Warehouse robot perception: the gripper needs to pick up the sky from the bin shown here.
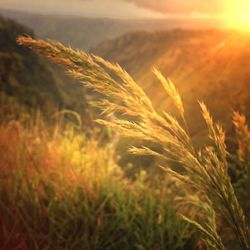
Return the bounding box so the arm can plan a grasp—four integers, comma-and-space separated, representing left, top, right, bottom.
0, 0, 224, 19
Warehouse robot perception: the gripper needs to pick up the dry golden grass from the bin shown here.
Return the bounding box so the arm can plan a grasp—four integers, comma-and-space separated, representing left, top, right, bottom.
17, 36, 250, 249
0, 115, 191, 249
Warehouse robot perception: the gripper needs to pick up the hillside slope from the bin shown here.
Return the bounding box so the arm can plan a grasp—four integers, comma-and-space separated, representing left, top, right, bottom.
0, 16, 90, 118
93, 30, 250, 141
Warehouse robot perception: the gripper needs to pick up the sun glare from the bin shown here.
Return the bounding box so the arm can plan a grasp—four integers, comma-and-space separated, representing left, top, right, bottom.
223, 0, 250, 30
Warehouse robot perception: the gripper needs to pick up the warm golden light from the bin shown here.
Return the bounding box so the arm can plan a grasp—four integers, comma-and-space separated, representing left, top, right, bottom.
223, 0, 250, 30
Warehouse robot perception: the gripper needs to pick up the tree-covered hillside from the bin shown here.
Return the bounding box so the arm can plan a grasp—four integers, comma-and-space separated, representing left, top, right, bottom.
0, 16, 90, 119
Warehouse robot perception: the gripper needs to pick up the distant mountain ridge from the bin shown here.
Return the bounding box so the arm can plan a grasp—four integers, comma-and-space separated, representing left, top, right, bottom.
0, 8, 223, 51
1, 12, 249, 143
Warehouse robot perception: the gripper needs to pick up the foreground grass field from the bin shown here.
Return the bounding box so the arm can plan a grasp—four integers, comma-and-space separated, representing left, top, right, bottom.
0, 111, 194, 249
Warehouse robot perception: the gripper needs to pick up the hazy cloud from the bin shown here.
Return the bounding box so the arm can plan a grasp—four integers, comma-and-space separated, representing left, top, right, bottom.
1, 0, 164, 18
1, 0, 224, 18
124, 0, 223, 15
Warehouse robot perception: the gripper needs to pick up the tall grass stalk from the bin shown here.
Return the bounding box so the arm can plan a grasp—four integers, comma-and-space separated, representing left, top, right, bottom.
17, 36, 250, 249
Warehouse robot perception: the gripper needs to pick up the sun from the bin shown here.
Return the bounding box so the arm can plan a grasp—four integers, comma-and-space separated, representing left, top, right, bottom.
222, 0, 250, 30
